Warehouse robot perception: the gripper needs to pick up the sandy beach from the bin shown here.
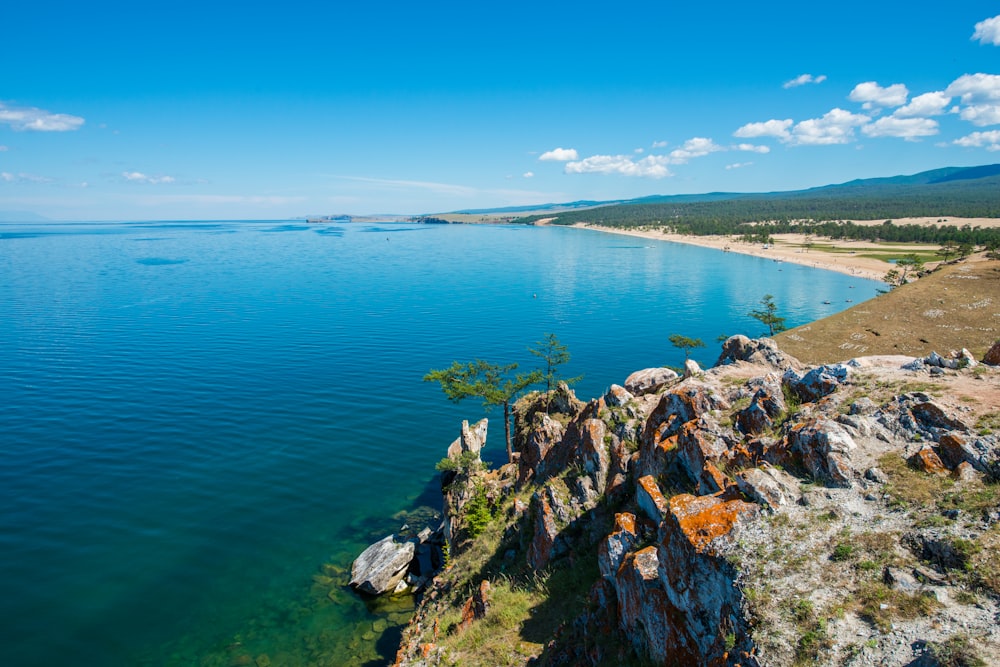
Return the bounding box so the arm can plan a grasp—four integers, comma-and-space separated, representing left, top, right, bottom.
532, 215, 1000, 282
567, 224, 922, 282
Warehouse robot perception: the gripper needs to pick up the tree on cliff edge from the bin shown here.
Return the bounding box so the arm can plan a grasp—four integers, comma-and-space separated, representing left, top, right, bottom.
528, 333, 582, 413
424, 360, 541, 464
748, 294, 787, 337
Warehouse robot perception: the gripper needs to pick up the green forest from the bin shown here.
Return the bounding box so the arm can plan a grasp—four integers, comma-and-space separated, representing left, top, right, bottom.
512, 166, 1000, 245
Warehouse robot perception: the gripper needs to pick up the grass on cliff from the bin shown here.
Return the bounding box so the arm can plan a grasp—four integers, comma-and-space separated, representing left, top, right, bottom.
422, 488, 619, 666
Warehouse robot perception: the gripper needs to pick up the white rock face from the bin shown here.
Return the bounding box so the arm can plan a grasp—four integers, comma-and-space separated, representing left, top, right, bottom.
624, 367, 678, 395
349, 535, 415, 596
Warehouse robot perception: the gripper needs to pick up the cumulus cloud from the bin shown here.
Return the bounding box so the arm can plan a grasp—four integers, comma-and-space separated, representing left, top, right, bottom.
669, 137, 724, 163
849, 81, 909, 109
539, 147, 578, 161
954, 130, 1000, 150
0, 102, 85, 131
737, 110, 869, 146
564, 154, 673, 178
783, 73, 827, 89
734, 143, 770, 153
522, 171, 534, 178
651, 140, 668, 148
122, 171, 176, 184
792, 108, 871, 144
893, 91, 952, 117
862, 116, 939, 140
725, 162, 753, 170
945, 73, 1000, 126
972, 15, 1000, 45
734, 119, 794, 141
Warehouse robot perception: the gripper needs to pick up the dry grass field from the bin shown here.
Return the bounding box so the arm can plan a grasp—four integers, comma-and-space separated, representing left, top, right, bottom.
775, 255, 1000, 364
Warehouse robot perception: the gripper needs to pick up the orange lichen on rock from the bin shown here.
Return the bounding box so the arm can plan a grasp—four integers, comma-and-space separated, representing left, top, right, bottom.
637, 475, 671, 523
613, 512, 636, 535
668, 493, 759, 554
908, 447, 949, 476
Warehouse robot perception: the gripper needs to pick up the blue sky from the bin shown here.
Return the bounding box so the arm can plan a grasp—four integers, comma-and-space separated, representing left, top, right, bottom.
2, 1, 1000, 220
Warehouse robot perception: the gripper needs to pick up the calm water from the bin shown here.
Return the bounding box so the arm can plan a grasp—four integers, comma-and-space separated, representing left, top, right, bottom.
0, 221, 879, 666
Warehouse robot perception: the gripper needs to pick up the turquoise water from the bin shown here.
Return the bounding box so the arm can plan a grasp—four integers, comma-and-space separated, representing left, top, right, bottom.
0, 221, 879, 665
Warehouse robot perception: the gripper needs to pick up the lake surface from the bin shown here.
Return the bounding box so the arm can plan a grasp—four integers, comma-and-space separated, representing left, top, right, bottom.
0, 221, 879, 665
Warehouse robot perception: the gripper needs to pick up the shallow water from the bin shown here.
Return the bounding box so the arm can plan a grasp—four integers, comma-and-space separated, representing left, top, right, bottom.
0, 221, 879, 665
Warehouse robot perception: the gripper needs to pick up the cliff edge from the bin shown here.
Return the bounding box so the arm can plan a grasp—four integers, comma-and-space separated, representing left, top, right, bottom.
392, 337, 1000, 666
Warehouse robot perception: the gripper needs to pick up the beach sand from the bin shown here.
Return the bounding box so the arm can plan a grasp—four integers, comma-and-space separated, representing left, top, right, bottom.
568, 224, 932, 282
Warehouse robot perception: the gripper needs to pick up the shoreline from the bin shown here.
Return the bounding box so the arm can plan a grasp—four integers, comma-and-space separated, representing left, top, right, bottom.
569, 223, 893, 282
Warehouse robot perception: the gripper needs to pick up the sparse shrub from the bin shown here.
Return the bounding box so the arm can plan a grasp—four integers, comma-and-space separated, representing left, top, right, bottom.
925, 633, 987, 667
831, 543, 854, 562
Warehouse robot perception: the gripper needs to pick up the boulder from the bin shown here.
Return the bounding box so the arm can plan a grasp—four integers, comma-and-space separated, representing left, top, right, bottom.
683, 359, 702, 379
783, 417, 857, 487
907, 447, 949, 476
715, 335, 799, 370
579, 418, 610, 493
598, 512, 639, 580
604, 384, 634, 408
735, 465, 802, 510
350, 534, 416, 596
736, 381, 786, 436
983, 340, 1000, 366
784, 364, 848, 403
624, 367, 679, 395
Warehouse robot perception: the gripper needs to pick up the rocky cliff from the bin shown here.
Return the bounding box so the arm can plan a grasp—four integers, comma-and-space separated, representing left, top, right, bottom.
390, 337, 1000, 666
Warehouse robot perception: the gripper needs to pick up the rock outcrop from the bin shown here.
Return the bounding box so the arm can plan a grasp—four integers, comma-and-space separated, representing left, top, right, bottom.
391, 339, 1000, 667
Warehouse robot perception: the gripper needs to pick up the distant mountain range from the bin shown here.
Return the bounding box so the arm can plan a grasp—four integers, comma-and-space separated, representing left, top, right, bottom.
450, 164, 1000, 217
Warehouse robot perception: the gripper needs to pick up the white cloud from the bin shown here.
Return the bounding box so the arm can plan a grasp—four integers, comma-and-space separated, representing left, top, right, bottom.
669, 137, 724, 163
783, 73, 827, 89
792, 109, 871, 145
522, 171, 534, 178
0, 171, 52, 183
736, 110, 869, 146
734, 143, 770, 153
893, 91, 952, 117
849, 81, 909, 109
538, 147, 578, 161
564, 154, 673, 178
634, 147, 644, 154
725, 162, 753, 170
972, 15, 1000, 46
946, 73, 1000, 126
958, 105, 1000, 126
0, 102, 85, 131
651, 140, 668, 148
954, 130, 1000, 150
862, 116, 939, 140
122, 171, 176, 184
734, 119, 793, 141
946, 73, 1000, 102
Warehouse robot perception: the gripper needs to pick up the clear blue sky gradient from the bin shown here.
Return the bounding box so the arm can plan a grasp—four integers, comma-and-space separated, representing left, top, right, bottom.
2, 1, 999, 220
